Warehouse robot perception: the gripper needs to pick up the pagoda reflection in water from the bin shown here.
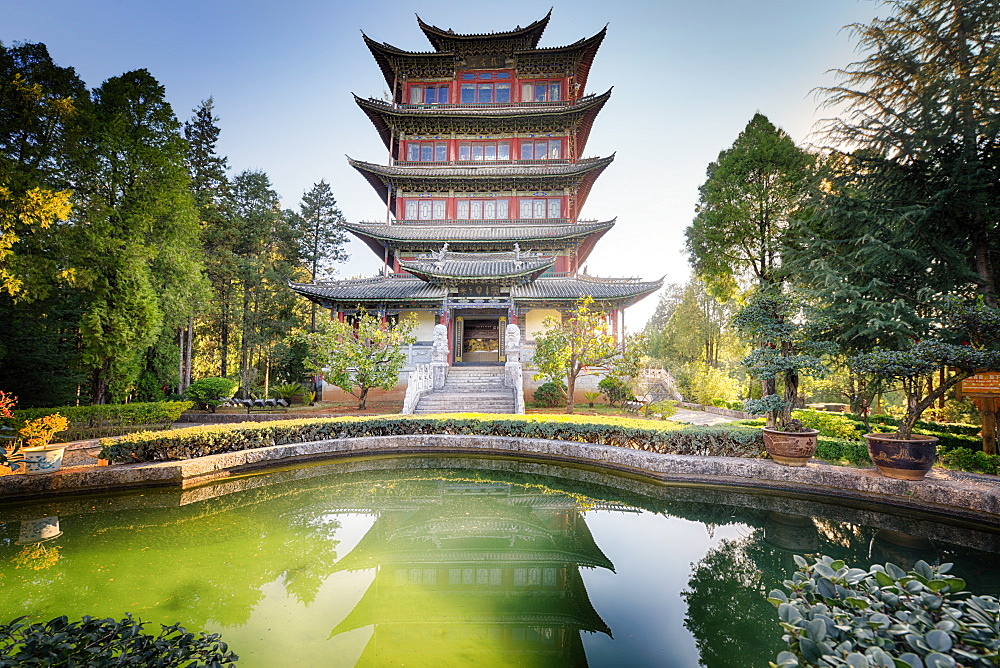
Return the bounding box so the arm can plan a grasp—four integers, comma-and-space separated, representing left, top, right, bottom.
329, 478, 621, 666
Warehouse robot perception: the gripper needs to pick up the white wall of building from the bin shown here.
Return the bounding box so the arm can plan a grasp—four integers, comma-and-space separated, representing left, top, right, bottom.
524, 308, 561, 341
402, 309, 437, 341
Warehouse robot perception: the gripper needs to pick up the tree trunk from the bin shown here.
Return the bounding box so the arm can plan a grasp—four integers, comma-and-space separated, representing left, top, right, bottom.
177, 328, 185, 395
358, 386, 369, 411
763, 377, 777, 429
185, 316, 194, 389
566, 362, 577, 414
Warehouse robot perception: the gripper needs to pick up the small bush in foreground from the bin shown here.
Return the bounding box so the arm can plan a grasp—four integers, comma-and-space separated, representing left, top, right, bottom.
769, 555, 998, 667
532, 381, 566, 407
185, 378, 238, 413
99, 414, 765, 464
940, 448, 1000, 476
0, 613, 238, 666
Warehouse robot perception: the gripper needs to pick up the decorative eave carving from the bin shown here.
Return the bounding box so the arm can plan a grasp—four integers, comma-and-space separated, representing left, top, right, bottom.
348, 155, 614, 215
354, 89, 611, 155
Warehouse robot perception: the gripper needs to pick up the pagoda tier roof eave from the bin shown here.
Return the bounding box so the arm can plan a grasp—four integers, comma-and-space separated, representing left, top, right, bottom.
347, 155, 614, 212
289, 274, 663, 310
361, 27, 607, 94
341, 219, 616, 262
401, 252, 555, 283
353, 89, 612, 153
416, 10, 552, 51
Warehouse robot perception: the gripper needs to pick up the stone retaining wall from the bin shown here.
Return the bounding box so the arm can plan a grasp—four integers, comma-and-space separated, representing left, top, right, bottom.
1, 435, 998, 527
676, 402, 758, 419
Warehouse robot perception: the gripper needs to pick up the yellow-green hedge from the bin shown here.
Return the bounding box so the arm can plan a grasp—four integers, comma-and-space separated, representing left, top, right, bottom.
98, 413, 765, 464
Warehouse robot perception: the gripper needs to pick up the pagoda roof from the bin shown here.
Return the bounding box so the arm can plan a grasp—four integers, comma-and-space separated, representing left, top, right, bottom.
348, 155, 613, 215
341, 219, 615, 263
354, 89, 611, 155
290, 276, 444, 305
515, 274, 665, 307
362, 27, 606, 94
416, 11, 551, 52
290, 271, 663, 309
331, 568, 610, 636
401, 248, 554, 284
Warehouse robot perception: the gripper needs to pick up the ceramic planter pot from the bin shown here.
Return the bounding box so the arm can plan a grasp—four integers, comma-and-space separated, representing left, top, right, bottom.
21, 446, 66, 475
763, 512, 819, 552
17, 516, 62, 544
762, 428, 819, 466
864, 433, 938, 480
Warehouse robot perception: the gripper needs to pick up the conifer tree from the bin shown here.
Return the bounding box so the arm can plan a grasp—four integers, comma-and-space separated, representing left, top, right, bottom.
295, 179, 348, 329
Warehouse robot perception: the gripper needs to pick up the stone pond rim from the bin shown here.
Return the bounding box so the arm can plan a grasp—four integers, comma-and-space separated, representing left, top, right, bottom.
1, 434, 999, 529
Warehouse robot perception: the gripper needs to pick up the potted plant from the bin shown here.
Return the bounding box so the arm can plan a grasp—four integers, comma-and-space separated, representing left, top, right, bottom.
735, 291, 836, 466
848, 303, 1000, 479
0, 390, 21, 470
19, 413, 70, 475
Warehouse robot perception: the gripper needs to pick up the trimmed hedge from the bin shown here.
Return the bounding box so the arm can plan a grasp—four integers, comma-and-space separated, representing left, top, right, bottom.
98, 414, 766, 464
4, 402, 193, 441
814, 436, 870, 466
940, 447, 1000, 475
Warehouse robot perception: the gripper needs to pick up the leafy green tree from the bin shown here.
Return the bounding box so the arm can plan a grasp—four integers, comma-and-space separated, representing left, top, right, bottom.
297, 310, 417, 410
813, 0, 1000, 309
686, 113, 814, 297
532, 297, 622, 414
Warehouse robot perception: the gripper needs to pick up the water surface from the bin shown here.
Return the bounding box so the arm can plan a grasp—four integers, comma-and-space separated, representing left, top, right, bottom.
1, 456, 997, 667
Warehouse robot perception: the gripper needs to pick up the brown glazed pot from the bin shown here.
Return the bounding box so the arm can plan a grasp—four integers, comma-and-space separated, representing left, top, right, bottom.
864, 433, 938, 480
762, 428, 819, 466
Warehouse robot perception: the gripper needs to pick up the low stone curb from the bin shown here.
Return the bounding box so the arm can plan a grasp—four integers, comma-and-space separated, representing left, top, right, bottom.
1, 435, 998, 525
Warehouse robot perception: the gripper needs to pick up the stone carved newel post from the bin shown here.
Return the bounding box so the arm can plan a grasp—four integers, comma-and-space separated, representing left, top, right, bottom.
504, 324, 526, 414
432, 323, 449, 390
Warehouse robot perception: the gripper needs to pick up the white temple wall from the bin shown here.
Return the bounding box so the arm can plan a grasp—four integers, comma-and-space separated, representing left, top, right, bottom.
524, 308, 561, 341
402, 309, 437, 341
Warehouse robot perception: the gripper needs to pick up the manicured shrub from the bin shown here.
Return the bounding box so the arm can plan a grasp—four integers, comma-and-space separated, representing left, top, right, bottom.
533, 381, 566, 407
792, 409, 865, 440
185, 377, 238, 413
940, 448, 1000, 476
727, 400, 744, 411
3, 402, 192, 440
814, 436, 870, 466
769, 555, 998, 667
710, 398, 728, 408
0, 613, 238, 666
99, 414, 766, 464
598, 377, 635, 406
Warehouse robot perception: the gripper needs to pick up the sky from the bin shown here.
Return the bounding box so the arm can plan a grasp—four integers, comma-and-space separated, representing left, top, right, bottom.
3, 0, 882, 328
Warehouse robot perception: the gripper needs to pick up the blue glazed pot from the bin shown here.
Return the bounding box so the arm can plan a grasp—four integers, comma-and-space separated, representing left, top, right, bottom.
21, 446, 66, 475
864, 433, 938, 480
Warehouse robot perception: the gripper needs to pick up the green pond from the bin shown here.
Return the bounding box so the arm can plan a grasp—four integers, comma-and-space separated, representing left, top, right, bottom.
1, 455, 998, 667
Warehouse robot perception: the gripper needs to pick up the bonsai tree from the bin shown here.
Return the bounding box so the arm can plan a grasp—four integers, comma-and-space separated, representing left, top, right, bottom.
296, 310, 417, 410
848, 302, 1000, 441
734, 291, 837, 431
0, 390, 20, 468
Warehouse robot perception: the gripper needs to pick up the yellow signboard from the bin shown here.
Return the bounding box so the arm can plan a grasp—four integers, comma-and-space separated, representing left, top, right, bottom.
960, 371, 1000, 397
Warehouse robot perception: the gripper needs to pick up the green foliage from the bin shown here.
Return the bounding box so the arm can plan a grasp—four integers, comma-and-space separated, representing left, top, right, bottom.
532, 381, 566, 407
4, 401, 191, 440
791, 410, 864, 440
940, 448, 1000, 476
583, 391, 600, 407
598, 377, 634, 406
677, 362, 742, 406
814, 436, 870, 466
98, 414, 766, 464
295, 310, 416, 410
0, 613, 238, 666
270, 383, 302, 401
645, 400, 677, 420
185, 377, 237, 413
768, 555, 999, 667
532, 297, 622, 414
735, 291, 837, 430
686, 113, 814, 297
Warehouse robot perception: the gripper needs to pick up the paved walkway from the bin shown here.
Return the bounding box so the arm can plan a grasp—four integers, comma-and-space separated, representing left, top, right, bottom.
667, 407, 741, 426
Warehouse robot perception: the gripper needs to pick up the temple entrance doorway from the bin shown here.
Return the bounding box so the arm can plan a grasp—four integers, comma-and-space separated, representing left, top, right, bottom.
453, 314, 507, 364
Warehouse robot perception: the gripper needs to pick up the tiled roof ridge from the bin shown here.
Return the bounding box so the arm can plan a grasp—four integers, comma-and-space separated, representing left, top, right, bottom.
416, 9, 552, 49
348, 154, 614, 178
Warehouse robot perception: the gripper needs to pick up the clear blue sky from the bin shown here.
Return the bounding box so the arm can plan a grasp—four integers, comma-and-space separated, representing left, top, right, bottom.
4, 0, 879, 327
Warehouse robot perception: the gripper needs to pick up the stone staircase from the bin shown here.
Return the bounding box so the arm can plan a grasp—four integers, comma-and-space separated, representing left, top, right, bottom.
413, 366, 516, 414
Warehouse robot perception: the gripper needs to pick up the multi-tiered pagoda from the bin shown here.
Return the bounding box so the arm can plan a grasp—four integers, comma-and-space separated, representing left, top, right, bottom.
292, 12, 660, 367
